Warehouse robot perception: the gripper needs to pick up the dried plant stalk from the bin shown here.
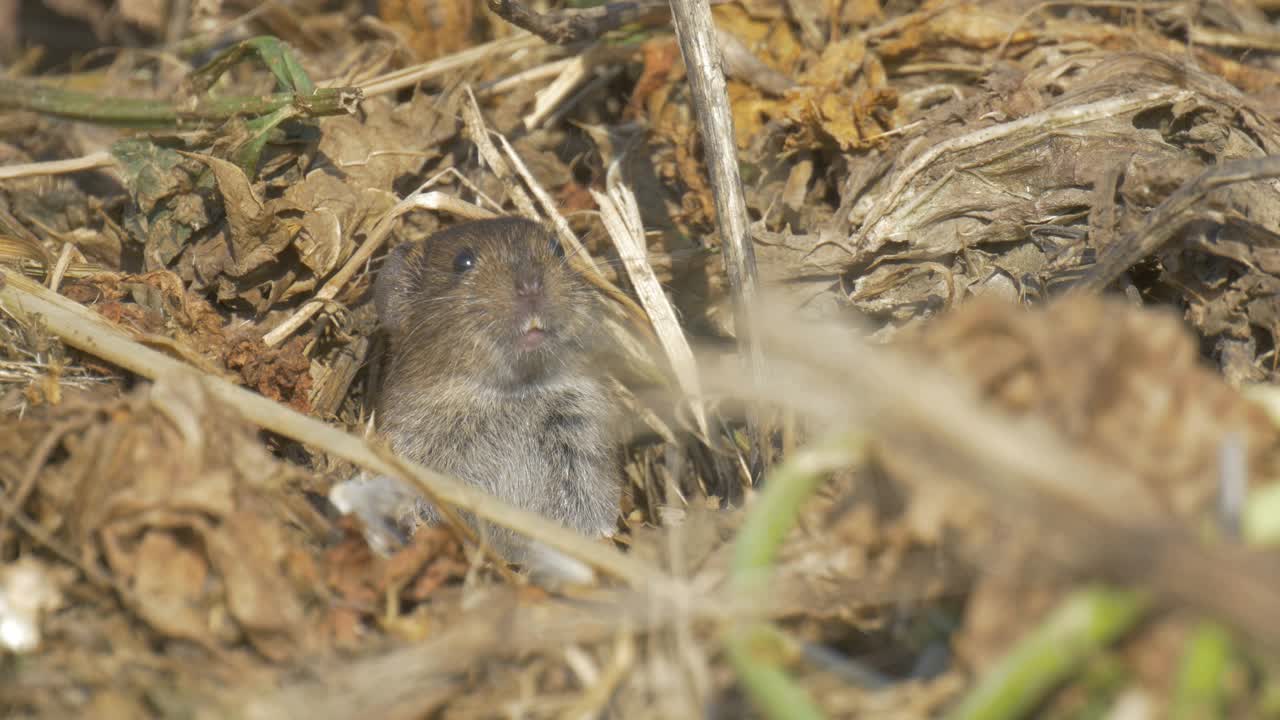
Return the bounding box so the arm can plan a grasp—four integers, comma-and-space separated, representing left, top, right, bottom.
592, 169, 709, 440
669, 0, 770, 478
0, 268, 664, 588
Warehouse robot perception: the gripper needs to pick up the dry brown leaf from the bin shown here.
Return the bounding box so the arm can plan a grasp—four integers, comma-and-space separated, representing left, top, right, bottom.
128, 529, 216, 645
210, 510, 310, 661
776, 35, 900, 151
378, 0, 477, 61
224, 334, 313, 413
5, 371, 325, 663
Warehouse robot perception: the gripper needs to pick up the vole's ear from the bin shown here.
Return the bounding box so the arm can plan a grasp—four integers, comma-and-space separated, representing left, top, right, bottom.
374, 241, 419, 335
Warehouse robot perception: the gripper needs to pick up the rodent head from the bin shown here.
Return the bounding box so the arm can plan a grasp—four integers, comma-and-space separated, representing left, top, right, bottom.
376, 217, 603, 390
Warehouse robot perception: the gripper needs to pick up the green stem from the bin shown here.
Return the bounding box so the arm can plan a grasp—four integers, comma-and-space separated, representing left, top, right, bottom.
0, 77, 357, 129
725, 431, 867, 720
1171, 622, 1232, 720
947, 587, 1148, 720
731, 432, 865, 587
727, 624, 826, 720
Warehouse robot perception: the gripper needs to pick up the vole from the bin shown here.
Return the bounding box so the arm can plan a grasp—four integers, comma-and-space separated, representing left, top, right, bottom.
333, 217, 621, 583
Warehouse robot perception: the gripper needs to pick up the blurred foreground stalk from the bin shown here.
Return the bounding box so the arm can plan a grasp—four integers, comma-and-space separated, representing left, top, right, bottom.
726, 431, 866, 720
1171, 622, 1232, 720
948, 588, 1149, 720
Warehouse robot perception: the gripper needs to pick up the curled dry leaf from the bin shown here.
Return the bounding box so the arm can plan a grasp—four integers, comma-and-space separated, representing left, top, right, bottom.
737, 52, 1280, 381
378, 0, 478, 61
5, 371, 324, 661
111, 93, 458, 314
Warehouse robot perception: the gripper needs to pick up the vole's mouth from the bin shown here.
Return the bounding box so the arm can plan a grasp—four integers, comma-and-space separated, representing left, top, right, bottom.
517, 316, 549, 351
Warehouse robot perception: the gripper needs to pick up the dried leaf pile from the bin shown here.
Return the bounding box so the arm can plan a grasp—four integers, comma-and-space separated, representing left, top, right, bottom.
2, 0, 1280, 718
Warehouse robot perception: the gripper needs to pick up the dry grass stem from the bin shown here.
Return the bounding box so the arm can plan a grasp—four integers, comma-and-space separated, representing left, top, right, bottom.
354, 33, 546, 98
525, 54, 591, 130
0, 150, 116, 181
592, 166, 710, 440
0, 268, 666, 588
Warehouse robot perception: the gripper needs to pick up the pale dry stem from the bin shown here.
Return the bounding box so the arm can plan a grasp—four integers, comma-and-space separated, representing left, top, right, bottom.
0, 267, 667, 589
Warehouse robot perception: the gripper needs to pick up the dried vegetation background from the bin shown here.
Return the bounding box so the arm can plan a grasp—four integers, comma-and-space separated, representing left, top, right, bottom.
3, 0, 1280, 718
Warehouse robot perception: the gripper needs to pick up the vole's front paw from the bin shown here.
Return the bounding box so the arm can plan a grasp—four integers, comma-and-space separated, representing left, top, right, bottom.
328, 472, 419, 557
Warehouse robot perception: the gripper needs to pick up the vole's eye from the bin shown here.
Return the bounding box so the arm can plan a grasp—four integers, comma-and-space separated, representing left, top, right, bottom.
452, 248, 476, 274
549, 236, 565, 259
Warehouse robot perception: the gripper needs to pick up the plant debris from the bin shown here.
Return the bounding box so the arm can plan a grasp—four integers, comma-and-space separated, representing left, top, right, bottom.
2, 0, 1280, 718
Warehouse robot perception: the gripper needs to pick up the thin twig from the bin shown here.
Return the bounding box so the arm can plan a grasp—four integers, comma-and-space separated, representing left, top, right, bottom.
461, 87, 540, 219
47, 243, 74, 293
524, 55, 593, 130
541, 67, 624, 128
493, 129, 590, 270
479, 57, 577, 97
1189, 24, 1280, 52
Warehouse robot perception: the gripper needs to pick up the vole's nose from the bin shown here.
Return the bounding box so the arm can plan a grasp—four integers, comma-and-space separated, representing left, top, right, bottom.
515, 273, 543, 298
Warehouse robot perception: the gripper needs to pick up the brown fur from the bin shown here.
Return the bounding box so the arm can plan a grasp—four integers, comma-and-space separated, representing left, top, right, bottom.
372, 217, 620, 575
